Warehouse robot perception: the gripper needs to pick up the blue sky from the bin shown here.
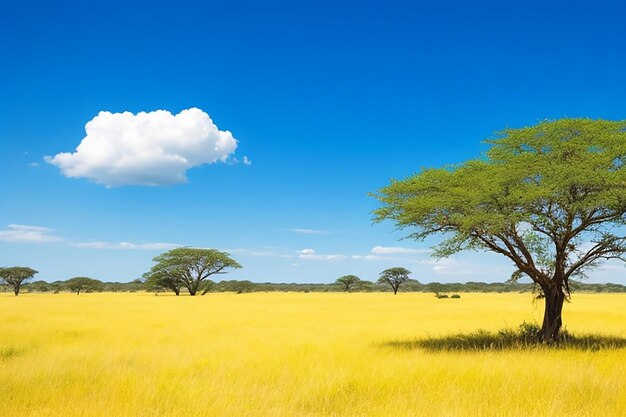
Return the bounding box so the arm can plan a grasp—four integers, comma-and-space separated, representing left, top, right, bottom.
1, 0, 625, 283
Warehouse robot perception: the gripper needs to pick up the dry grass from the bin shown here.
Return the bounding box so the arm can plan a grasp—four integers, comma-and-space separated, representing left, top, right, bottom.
1, 292, 625, 416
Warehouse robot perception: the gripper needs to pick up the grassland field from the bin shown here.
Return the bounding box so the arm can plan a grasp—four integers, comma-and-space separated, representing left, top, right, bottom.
1, 292, 625, 417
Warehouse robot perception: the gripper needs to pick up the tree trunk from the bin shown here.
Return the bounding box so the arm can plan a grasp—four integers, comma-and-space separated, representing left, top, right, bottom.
14, 284, 20, 296
540, 286, 565, 342
393, 285, 398, 295
174, 288, 180, 296
77, 289, 80, 295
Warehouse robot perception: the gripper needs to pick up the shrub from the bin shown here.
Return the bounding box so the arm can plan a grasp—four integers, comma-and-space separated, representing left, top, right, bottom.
450, 294, 461, 299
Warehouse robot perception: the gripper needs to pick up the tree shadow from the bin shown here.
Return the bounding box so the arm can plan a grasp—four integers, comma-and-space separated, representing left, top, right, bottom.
382, 327, 626, 352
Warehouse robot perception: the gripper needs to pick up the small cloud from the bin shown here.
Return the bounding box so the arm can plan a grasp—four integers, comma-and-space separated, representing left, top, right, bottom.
45, 108, 239, 187
243, 156, 252, 165
72, 241, 178, 250
290, 228, 329, 235
297, 248, 346, 261
371, 245, 430, 255
28, 162, 40, 167
0, 224, 63, 243
351, 254, 390, 261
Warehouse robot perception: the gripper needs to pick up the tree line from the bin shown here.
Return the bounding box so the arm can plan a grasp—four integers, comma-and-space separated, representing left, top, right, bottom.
3, 273, 625, 295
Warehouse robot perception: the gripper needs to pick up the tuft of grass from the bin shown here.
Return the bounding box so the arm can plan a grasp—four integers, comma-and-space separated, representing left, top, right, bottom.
0, 346, 24, 361
385, 322, 626, 352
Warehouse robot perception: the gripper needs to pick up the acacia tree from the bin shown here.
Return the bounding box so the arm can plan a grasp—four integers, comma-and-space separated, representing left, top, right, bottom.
378, 267, 411, 294
65, 277, 103, 295
145, 248, 242, 296
373, 118, 626, 342
336, 275, 361, 292
0, 267, 38, 295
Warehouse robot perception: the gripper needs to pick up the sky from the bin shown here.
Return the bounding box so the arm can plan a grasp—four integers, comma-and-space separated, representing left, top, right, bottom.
1, 0, 625, 284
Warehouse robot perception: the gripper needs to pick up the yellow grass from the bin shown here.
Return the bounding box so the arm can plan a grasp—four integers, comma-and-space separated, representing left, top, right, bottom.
1, 292, 625, 417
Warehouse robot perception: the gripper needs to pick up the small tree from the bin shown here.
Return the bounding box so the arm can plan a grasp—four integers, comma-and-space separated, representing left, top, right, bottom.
65, 277, 103, 295
0, 267, 38, 296
145, 248, 242, 296
335, 275, 361, 292
378, 267, 411, 295
428, 282, 446, 297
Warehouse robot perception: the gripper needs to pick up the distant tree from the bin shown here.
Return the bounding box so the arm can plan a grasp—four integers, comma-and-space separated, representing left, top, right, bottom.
65, 277, 103, 295
378, 267, 411, 295
335, 275, 361, 292
427, 282, 446, 297
373, 118, 626, 342
0, 267, 38, 295
145, 248, 242, 296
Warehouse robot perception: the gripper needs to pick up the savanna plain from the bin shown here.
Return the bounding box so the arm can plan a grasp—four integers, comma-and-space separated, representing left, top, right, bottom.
1, 292, 625, 417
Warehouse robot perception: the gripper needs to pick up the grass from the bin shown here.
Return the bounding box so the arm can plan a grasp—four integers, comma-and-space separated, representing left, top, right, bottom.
0, 292, 625, 416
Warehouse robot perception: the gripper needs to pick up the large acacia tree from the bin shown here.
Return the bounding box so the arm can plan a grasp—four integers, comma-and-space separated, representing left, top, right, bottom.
144, 247, 242, 296
373, 118, 626, 342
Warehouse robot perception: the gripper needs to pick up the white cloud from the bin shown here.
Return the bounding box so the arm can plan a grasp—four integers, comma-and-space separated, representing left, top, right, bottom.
290, 228, 329, 235
0, 224, 63, 243
45, 108, 239, 187
297, 248, 346, 261
71, 241, 178, 250
243, 156, 252, 165
351, 254, 389, 260
371, 245, 429, 255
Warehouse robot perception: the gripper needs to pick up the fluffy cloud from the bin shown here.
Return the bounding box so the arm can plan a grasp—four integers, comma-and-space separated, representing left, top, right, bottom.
46, 108, 238, 187
0, 224, 63, 243
297, 248, 346, 261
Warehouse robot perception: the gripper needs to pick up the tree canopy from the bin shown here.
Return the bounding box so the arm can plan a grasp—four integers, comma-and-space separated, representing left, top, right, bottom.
373, 118, 626, 341
65, 277, 103, 295
335, 275, 361, 292
144, 247, 242, 296
0, 266, 38, 295
377, 267, 411, 295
